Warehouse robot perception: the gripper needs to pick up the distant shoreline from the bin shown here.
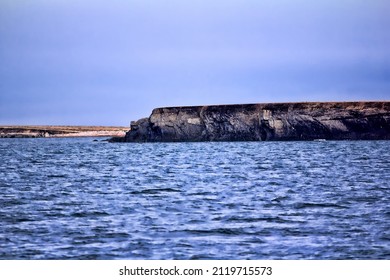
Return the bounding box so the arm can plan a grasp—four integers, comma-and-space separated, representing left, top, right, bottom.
0, 125, 128, 138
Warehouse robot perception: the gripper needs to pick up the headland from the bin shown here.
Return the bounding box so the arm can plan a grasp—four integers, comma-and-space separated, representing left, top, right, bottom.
117, 101, 390, 142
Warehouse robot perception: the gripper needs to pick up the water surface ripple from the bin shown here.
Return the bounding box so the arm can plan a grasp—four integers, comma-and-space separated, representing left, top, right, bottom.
0, 138, 389, 259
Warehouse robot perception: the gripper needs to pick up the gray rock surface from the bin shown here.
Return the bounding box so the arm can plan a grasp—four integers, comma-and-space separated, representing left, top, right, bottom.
122, 102, 390, 142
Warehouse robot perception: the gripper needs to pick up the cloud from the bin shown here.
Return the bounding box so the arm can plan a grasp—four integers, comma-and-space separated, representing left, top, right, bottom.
1, 0, 389, 125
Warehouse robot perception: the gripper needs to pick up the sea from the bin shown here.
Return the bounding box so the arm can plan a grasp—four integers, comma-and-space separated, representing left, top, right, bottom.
0, 138, 389, 260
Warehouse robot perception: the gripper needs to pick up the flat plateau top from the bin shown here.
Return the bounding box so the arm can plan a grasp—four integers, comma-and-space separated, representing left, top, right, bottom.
155, 101, 390, 110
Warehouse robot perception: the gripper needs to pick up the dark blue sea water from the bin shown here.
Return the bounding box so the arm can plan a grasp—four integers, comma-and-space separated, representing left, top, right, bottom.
0, 138, 389, 259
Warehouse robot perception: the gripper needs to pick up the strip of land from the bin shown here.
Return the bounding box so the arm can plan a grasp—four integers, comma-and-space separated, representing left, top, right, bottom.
0, 125, 128, 138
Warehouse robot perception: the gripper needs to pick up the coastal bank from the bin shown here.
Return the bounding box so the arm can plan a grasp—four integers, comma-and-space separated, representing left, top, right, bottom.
0, 126, 127, 138
118, 101, 390, 142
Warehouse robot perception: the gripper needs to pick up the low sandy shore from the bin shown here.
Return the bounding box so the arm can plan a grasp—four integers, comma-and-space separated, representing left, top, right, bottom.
0, 125, 128, 138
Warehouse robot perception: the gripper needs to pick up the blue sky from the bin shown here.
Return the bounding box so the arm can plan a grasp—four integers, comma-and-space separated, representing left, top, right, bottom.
1, 0, 389, 125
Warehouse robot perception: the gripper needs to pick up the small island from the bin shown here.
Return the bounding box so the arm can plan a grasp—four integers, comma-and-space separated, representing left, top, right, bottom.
115, 101, 390, 142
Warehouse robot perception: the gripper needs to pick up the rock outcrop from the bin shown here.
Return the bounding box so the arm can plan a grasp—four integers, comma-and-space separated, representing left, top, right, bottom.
122, 102, 390, 142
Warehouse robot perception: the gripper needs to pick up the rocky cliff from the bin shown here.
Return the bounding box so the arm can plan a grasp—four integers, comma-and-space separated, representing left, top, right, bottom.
121, 102, 390, 142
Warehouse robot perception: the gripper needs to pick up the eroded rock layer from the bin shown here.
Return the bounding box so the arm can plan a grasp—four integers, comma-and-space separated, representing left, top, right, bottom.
123, 102, 390, 142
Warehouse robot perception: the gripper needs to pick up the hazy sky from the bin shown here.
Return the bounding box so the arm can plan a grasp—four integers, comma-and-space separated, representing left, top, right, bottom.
1, 0, 389, 125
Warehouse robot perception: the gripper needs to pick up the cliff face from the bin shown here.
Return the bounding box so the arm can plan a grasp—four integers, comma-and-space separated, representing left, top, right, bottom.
123, 102, 390, 142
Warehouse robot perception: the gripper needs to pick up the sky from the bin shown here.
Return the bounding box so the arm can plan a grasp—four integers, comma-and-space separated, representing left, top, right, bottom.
0, 0, 389, 126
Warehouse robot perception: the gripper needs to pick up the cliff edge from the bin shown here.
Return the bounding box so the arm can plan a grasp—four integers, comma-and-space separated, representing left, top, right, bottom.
121, 101, 390, 142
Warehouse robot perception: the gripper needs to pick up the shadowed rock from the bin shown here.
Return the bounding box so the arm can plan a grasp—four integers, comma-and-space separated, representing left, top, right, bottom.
122, 101, 390, 142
